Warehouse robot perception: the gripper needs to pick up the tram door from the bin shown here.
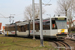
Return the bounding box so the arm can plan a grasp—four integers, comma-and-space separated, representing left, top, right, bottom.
50, 18, 58, 36
52, 20, 57, 29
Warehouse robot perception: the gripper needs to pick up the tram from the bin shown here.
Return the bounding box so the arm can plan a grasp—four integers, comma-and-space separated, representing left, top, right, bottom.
5, 16, 68, 39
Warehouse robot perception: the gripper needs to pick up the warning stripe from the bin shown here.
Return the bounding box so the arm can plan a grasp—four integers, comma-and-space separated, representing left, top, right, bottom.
7, 31, 8, 35
61, 29, 65, 33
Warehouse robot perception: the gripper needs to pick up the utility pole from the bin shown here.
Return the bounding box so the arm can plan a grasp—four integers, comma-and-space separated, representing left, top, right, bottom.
39, 0, 43, 46
9, 14, 15, 24
9, 16, 11, 24
32, 0, 35, 39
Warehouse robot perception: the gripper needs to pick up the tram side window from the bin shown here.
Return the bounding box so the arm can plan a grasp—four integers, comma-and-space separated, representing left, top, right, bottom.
30, 24, 33, 30
24, 25, 28, 31
43, 25, 46, 30
9, 27, 11, 31
5, 27, 9, 31
18, 25, 26, 32
35, 23, 40, 31
43, 21, 50, 30
9, 26, 15, 31
26, 24, 29, 30
30, 23, 40, 30
52, 20, 57, 29
18, 26, 21, 32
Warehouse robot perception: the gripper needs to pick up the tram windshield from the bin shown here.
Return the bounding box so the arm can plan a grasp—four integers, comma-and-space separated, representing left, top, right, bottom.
56, 20, 67, 29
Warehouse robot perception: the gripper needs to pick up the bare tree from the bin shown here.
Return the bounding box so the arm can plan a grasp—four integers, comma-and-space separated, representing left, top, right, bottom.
55, 0, 75, 32
24, 4, 45, 20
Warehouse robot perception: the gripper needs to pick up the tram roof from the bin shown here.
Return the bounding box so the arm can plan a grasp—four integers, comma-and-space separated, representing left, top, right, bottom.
5, 23, 15, 27
16, 21, 29, 26
51, 16, 67, 18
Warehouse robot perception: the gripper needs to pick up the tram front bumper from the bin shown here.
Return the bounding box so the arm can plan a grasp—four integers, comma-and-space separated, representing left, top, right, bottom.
56, 34, 67, 38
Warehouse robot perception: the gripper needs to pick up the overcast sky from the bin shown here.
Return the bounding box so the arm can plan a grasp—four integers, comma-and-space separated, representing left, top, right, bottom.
0, 0, 57, 26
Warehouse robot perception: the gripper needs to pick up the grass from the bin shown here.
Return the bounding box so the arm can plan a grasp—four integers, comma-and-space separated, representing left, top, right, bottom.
0, 34, 58, 50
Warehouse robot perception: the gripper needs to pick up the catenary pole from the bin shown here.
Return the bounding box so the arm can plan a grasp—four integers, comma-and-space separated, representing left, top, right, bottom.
9, 14, 15, 24
32, 0, 35, 39
39, 0, 43, 46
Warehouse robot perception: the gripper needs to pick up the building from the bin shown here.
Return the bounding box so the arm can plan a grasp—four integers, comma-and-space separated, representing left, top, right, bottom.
0, 23, 2, 34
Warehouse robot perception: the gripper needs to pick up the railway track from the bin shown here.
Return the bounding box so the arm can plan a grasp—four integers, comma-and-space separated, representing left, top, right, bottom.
54, 40, 72, 50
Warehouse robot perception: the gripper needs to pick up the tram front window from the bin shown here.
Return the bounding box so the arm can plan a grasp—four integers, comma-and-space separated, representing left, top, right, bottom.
56, 20, 67, 29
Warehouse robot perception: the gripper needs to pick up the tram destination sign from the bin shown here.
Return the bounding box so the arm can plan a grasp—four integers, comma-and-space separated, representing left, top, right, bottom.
56, 18, 66, 20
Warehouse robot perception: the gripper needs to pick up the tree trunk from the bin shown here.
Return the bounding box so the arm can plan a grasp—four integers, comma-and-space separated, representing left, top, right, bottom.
69, 20, 71, 33
65, 10, 67, 16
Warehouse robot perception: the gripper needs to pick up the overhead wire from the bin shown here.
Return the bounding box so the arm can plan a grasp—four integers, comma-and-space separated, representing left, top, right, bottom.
0, 13, 24, 18
43, 0, 51, 4
42, 0, 52, 7
0, 13, 9, 18
0, 13, 6, 18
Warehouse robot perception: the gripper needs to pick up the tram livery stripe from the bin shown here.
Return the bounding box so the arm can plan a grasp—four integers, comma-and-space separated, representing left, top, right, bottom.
61, 29, 65, 33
